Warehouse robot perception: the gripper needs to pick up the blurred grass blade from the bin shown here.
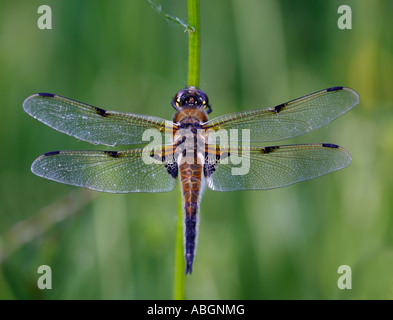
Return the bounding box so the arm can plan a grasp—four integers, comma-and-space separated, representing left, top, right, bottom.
146, 0, 195, 32
0, 190, 97, 264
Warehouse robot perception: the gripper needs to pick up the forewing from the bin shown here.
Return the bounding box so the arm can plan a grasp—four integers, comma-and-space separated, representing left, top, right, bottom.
23, 93, 174, 146
205, 144, 351, 191
31, 147, 177, 193
204, 87, 359, 143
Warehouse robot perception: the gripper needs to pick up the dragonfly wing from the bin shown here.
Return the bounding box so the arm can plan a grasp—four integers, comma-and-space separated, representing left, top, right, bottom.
31, 146, 178, 193
23, 93, 174, 146
205, 143, 351, 191
204, 87, 359, 143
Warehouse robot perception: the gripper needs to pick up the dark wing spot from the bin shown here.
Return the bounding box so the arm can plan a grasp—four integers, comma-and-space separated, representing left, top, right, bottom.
273, 103, 286, 113
94, 106, 107, 117
204, 163, 216, 178
260, 146, 280, 154
44, 151, 60, 156
165, 161, 178, 179
326, 86, 343, 92
322, 143, 339, 148
38, 93, 55, 98
104, 150, 120, 158
204, 151, 220, 178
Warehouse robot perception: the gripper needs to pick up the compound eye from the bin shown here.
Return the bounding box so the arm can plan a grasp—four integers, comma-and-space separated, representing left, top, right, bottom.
198, 90, 209, 105
174, 89, 188, 106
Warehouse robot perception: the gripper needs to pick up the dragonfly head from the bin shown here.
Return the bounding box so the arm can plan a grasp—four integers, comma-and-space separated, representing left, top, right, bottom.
172, 86, 212, 114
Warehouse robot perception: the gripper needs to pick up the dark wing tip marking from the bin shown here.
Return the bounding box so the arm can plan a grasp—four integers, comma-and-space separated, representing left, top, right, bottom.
273, 103, 286, 113
326, 86, 344, 92
44, 150, 60, 156
104, 150, 121, 158
94, 106, 107, 117
322, 143, 339, 148
260, 146, 280, 154
38, 93, 55, 98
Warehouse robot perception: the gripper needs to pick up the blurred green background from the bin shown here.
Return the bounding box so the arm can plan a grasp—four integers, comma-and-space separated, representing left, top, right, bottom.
1, 0, 393, 299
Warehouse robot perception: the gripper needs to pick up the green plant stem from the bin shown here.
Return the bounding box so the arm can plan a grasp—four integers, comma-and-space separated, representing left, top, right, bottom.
173, 192, 185, 300
173, 0, 201, 300
187, 0, 201, 88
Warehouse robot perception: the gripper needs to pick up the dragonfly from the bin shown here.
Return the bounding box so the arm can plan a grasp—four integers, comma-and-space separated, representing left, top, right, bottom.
23, 86, 359, 274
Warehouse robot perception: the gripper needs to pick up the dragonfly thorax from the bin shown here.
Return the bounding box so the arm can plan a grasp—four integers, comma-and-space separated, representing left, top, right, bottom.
173, 107, 209, 124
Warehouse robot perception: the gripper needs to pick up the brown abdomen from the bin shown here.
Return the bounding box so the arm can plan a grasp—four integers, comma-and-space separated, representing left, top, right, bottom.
180, 162, 202, 274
